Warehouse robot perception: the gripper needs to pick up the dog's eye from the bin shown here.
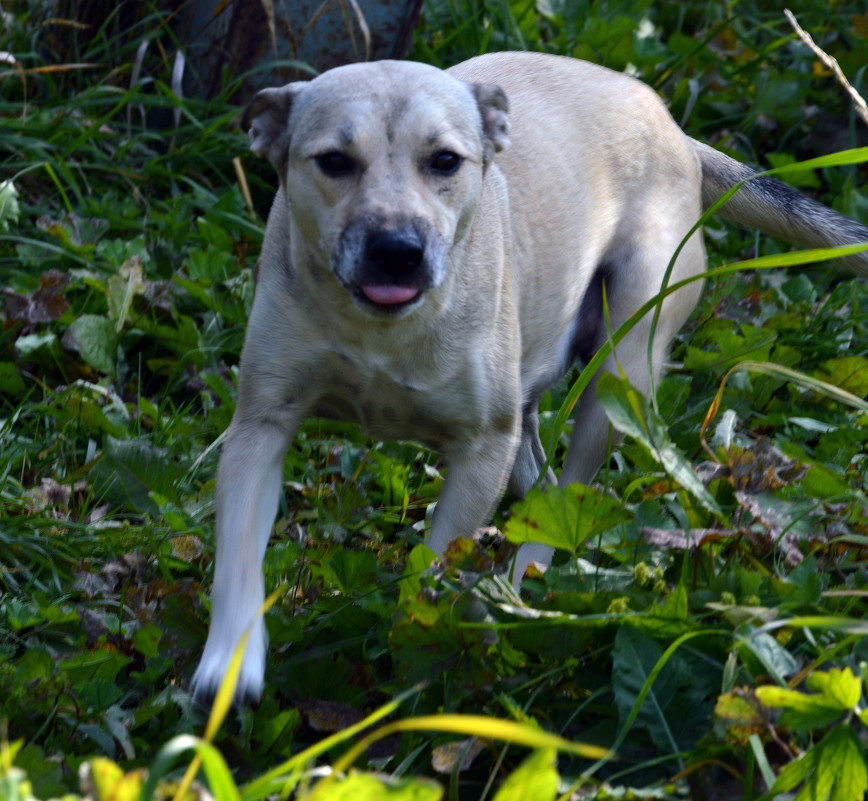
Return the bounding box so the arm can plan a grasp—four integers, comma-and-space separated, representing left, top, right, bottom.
315, 151, 355, 177
429, 150, 463, 175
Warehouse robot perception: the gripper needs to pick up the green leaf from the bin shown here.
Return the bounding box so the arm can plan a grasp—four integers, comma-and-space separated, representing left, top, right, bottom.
0, 179, 20, 230
195, 216, 236, 251
399, 543, 436, 606
596, 373, 720, 513
14, 331, 59, 360
259, 709, 302, 752
90, 436, 184, 514
61, 389, 126, 437
59, 649, 131, 684
134, 312, 202, 365
0, 361, 26, 398
784, 557, 822, 607
492, 749, 558, 801
684, 323, 775, 373
13, 744, 66, 799
62, 314, 118, 375
756, 667, 861, 732
133, 623, 163, 658
88, 757, 142, 801
647, 583, 689, 627
310, 772, 443, 800
755, 686, 844, 731
818, 356, 868, 398
503, 482, 632, 551
740, 632, 798, 686
806, 667, 862, 711
772, 744, 816, 793
828, 726, 868, 801
772, 725, 867, 801
329, 548, 379, 595
611, 626, 678, 749
106, 256, 147, 329
187, 244, 234, 284
15, 649, 54, 682
801, 463, 852, 500
74, 680, 124, 712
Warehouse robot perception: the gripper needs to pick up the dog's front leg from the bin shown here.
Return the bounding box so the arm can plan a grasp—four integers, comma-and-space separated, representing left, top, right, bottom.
427, 422, 520, 557
191, 411, 297, 705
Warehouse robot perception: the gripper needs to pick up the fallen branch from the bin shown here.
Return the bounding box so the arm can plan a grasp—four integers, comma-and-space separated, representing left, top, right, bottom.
784, 8, 868, 127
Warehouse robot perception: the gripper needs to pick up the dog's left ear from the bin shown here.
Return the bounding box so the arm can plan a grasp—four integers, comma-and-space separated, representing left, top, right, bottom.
471, 83, 510, 165
241, 83, 306, 172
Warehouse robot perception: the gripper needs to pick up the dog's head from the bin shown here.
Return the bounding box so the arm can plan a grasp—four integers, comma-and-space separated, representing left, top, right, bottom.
241, 61, 510, 317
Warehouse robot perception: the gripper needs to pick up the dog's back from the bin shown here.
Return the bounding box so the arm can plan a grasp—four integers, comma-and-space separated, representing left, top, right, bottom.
449, 51, 707, 405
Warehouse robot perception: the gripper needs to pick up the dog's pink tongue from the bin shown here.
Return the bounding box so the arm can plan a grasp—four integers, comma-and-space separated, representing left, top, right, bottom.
361, 285, 419, 305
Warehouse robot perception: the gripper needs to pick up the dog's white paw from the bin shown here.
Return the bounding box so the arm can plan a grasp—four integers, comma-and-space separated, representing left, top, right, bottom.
191, 619, 267, 706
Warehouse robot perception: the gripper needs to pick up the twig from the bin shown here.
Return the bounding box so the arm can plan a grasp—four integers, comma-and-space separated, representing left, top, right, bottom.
784, 8, 868, 127
233, 156, 256, 219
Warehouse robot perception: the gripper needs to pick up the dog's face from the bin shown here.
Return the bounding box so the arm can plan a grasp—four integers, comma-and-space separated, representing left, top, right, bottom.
242, 61, 510, 317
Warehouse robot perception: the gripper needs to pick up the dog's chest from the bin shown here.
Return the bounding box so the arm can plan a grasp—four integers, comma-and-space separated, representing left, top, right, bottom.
312, 353, 475, 449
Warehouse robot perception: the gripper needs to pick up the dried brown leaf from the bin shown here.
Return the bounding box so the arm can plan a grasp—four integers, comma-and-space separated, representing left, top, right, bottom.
726, 440, 808, 493
642, 528, 736, 550
296, 699, 363, 732
736, 493, 809, 566
4, 269, 69, 326
431, 737, 485, 774
170, 535, 203, 562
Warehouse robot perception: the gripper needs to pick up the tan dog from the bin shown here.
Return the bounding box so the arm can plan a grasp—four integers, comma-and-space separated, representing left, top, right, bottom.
191, 51, 868, 703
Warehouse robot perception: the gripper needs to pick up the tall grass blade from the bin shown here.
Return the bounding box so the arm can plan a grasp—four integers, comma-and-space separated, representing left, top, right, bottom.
312, 715, 611, 797
700, 360, 868, 457
240, 684, 426, 801
540, 241, 868, 481
139, 734, 240, 801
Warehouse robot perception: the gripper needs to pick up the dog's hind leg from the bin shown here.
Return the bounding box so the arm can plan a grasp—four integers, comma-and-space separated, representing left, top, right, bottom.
508, 402, 557, 496
514, 212, 707, 585
508, 404, 559, 583
562, 233, 705, 485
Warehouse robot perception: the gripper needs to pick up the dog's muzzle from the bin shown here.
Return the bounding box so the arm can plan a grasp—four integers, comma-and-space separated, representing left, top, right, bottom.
360, 230, 425, 306
335, 220, 445, 314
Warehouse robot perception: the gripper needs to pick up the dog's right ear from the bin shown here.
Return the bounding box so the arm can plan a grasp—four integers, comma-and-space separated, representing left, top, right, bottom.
470, 83, 510, 167
241, 83, 305, 171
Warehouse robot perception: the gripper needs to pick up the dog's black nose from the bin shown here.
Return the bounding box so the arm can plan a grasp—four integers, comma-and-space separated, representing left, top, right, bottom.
365, 230, 424, 276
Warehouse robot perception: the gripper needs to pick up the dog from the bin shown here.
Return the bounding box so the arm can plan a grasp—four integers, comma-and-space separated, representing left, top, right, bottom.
191, 51, 868, 704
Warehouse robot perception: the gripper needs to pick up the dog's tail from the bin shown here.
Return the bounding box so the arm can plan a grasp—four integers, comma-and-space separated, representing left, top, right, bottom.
691, 139, 868, 276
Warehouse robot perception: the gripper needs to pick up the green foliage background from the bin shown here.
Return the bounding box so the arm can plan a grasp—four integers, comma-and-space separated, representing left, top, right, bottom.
1, 1, 867, 799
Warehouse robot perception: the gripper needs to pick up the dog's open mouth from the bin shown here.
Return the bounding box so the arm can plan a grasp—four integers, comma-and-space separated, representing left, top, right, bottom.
355, 284, 423, 312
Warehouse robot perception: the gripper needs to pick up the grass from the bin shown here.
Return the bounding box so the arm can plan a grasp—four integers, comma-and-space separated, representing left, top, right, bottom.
1, 1, 868, 799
